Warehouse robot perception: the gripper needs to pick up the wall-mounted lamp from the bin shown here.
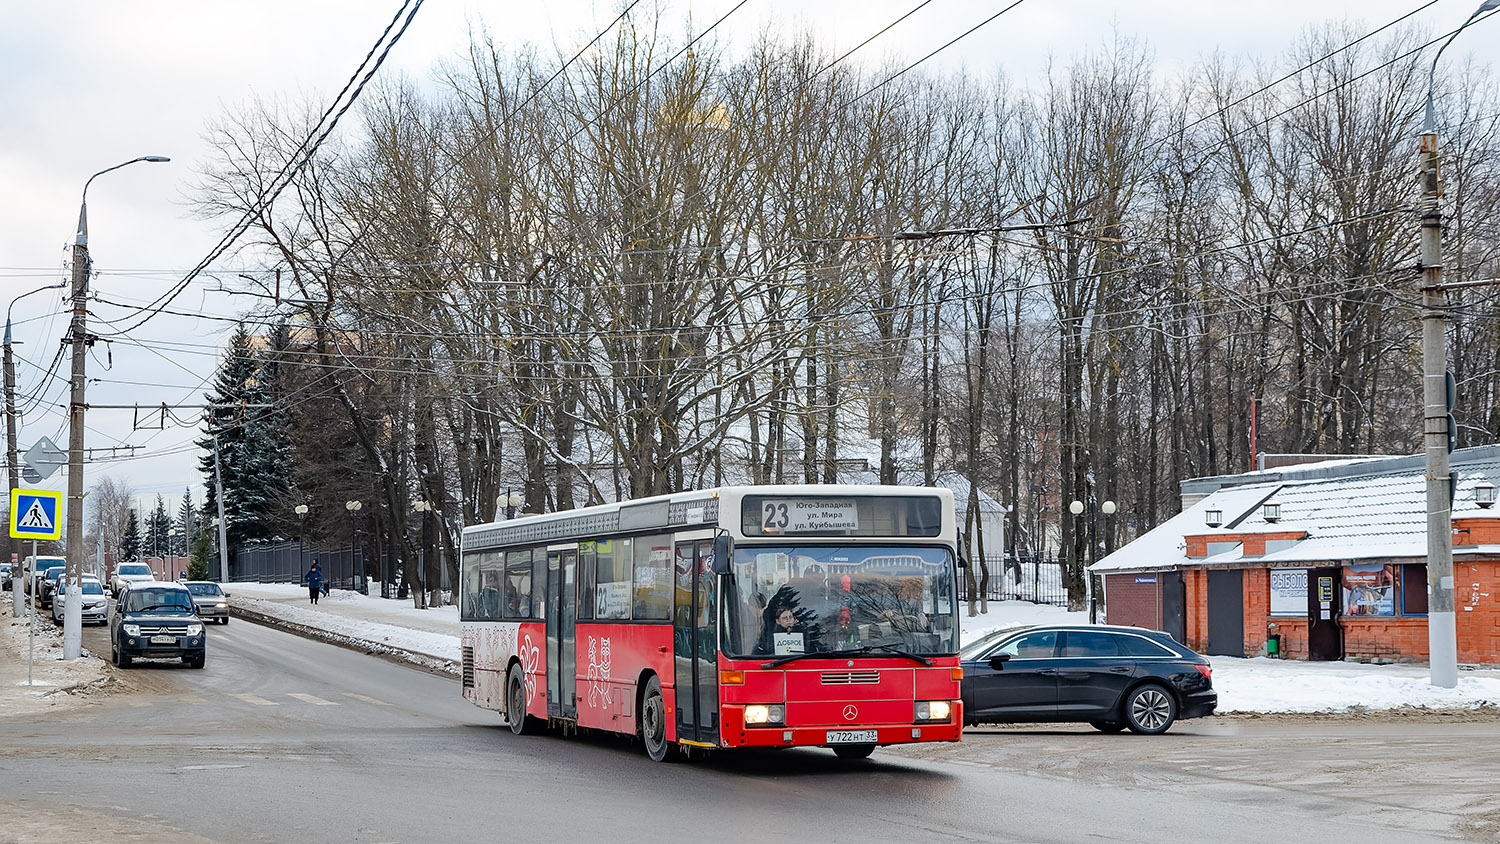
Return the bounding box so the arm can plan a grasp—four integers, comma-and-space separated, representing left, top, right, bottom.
1204, 508, 1222, 528
1262, 503, 1281, 523
1477, 482, 1496, 509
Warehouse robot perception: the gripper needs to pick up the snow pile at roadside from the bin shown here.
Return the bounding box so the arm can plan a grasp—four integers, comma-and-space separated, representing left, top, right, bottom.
230, 585, 460, 666
0, 614, 109, 718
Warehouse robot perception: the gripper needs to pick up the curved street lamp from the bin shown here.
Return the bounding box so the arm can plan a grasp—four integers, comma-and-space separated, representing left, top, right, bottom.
62, 155, 170, 661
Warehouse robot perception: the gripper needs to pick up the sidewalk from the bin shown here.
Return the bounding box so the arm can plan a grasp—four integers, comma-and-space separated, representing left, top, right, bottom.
6, 585, 1500, 718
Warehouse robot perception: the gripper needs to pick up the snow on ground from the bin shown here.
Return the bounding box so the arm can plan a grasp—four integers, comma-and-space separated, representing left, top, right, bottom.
961, 600, 1500, 713
0, 609, 109, 718
4, 586, 1499, 717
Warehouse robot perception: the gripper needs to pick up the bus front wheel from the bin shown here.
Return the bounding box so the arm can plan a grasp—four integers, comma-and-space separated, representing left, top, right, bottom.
640, 676, 679, 762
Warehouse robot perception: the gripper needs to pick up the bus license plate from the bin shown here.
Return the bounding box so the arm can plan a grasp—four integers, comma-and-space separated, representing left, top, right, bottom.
150, 635, 176, 644
826, 730, 877, 744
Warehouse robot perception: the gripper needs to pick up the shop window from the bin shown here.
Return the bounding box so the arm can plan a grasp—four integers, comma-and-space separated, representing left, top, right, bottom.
1343, 564, 1396, 617
1401, 564, 1429, 615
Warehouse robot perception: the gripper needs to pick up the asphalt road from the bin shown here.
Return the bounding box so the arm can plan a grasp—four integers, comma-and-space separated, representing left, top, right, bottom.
0, 619, 1494, 844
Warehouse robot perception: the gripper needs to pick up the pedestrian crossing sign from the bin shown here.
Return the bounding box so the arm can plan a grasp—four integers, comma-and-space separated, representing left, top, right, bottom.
9, 488, 63, 541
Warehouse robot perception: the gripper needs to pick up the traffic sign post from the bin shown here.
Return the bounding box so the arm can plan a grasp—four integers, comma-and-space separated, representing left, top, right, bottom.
9, 488, 61, 687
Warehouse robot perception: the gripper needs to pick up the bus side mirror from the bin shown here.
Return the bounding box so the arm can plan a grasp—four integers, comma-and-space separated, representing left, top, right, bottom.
711, 534, 732, 575
956, 553, 969, 569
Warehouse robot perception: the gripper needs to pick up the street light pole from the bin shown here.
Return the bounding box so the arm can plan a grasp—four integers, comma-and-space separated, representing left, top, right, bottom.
345, 500, 362, 592
6, 283, 65, 617
1418, 0, 1495, 689
413, 500, 431, 609
62, 155, 168, 660
1071, 497, 1116, 624
295, 504, 309, 583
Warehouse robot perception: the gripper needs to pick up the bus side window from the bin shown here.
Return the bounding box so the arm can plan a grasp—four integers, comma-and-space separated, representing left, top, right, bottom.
578, 542, 596, 620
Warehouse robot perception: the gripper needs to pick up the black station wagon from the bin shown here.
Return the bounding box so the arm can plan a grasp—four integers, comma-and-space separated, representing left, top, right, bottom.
960, 624, 1217, 734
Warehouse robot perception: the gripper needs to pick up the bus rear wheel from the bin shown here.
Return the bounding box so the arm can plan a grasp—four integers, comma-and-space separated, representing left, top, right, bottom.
640, 676, 679, 762
833, 744, 876, 760
507, 663, 533, 736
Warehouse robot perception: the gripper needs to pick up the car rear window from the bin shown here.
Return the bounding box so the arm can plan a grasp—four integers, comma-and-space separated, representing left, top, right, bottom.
119, 564, 152, 576
1116, 634, 1179, 657
1062, 631, 1123, 658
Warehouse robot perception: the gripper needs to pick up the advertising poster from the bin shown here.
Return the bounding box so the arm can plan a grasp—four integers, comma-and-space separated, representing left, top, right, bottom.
1343, 564, 1395, 616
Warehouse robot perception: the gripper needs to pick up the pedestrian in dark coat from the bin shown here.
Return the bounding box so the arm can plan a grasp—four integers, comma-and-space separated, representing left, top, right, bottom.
304, 561, 324, 605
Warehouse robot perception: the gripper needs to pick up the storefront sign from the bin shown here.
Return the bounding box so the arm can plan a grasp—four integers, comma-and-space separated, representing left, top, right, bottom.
1269, 569, 1307, 615
1134, 575, 1157, 585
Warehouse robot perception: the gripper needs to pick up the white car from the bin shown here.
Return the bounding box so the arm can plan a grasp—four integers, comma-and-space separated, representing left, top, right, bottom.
53, 576, 108, 625
109, 563, 156, 597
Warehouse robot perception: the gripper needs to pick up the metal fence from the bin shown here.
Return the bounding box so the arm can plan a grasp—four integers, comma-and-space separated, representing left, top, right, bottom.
231, 541, 364, 591
957, 551, 1069, 607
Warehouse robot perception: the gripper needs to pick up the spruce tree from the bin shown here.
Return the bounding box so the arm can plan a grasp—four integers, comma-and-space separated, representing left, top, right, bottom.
120, 511, 141, 561
175, 490, 196, 557
198, 323, 291, 553
144, 495, 171, 559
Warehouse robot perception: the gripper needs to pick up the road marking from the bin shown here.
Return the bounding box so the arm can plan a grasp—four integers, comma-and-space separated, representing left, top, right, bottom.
288, 693, 338, 706
343, 693, 389, 706
233, 693, 278, 706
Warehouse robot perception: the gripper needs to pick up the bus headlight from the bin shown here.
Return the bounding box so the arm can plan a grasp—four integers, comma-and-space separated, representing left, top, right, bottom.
744, 704, 785, 726
915, 700, 951, 722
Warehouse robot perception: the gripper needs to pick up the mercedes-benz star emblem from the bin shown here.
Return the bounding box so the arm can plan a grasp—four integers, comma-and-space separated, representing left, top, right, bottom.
842, 705, 858, 720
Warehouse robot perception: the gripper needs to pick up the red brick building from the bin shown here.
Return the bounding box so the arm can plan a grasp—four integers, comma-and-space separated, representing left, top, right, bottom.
1092, 447, 1500, 666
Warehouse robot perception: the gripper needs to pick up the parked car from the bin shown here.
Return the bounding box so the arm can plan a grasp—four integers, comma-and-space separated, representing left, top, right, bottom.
24, 556, 65, 596
109, 562, 156, 598
110, 581, 205, 668
36, 565, 67, 608
183, 581, 230, 624
1, 564, 11, 590
959, 624, 1217, 735
52, 576, 108, 625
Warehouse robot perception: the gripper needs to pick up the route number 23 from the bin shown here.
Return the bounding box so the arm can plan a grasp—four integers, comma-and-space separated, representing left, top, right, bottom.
763, 502, 790, 530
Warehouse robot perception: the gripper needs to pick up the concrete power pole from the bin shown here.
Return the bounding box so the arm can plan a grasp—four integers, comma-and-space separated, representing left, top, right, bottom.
1417, 0, 1496, 687
62, 155, 169, 659
213, 437, 229, 583
4, 320, 20, 617
62, 218, 91, 659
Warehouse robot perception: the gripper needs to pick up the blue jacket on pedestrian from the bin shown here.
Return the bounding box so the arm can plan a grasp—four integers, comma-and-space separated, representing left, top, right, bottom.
305, 566, 323, 590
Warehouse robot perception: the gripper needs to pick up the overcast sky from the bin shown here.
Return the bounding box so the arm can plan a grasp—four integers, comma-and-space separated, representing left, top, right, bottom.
2, 0, 1496, 524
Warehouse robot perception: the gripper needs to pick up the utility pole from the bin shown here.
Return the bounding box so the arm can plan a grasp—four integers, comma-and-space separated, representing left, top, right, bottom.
4, 319, 20, 617
213, 437, 229, 583
62, 156, 168, 659
1417, 0, 1496, 688
6, 284, 65, 616
62, 201, 91, 659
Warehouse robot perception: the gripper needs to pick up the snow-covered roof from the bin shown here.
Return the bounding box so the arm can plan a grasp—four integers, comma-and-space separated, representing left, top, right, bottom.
1092, 444, 1500, 573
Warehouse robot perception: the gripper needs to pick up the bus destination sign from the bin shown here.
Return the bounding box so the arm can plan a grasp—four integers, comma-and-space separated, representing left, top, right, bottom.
759, 498, 859, 534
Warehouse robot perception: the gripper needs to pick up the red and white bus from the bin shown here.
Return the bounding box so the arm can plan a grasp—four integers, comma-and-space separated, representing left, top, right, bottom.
459, 484, 963, 761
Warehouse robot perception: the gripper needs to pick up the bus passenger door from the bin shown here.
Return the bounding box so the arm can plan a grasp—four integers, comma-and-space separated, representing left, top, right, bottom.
674, 539, 719, 745
549, 548, 578, 719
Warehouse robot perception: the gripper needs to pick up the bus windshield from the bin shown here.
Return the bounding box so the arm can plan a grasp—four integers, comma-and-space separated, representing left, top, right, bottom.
724, 544, 957, 659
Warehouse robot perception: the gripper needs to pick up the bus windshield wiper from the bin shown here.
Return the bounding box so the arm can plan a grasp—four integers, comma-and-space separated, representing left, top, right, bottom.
762, 644, 933, 669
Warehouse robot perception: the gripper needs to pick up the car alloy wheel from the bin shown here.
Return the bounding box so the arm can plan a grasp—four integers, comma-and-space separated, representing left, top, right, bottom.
1125, 685, 1176, 734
